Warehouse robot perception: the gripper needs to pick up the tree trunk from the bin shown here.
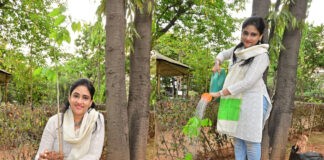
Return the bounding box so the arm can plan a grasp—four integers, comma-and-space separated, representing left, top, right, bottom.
251, 0, 271, 43
269, 0, 308, 159
105, 0, 130, 159
251, 1, 271, 159
128, 1, 153, 160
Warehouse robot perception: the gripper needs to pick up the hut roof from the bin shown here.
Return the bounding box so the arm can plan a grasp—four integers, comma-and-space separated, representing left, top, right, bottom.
151, 50, 190, 77
0, 69, 12, 83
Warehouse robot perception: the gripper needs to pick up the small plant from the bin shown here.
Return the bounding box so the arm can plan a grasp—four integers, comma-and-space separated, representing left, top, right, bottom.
183, 153, 193, 160
182, 116, 212, 139
181, 116, 212, 160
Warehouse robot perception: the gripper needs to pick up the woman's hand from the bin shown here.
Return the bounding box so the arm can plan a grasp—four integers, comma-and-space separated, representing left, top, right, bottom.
39, 150, 64, 160
209, 92, 221, 98
212, 59, 221, 73
210, 89, 230, 98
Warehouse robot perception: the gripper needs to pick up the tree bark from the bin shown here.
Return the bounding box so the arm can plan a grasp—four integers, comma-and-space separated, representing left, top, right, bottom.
105, 0, 130, 159
128, 0, 153, 160
251, 0, 271, 159
251, 0, 271, 43
269, 0, 308, 159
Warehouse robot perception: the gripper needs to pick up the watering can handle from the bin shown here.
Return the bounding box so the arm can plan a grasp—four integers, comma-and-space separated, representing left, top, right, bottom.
201, 93, 212, 103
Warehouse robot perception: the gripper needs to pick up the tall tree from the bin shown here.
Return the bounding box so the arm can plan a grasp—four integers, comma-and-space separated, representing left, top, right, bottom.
251, 0, 271, 42
128, 0, 153, 159
105, 0, 130, 159
250, 0, 272, 159
269, 0, 308, 159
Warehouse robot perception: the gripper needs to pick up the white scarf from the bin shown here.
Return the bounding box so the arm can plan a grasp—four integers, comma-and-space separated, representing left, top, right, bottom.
63, 108, 99, 159
223, 44, 269, 89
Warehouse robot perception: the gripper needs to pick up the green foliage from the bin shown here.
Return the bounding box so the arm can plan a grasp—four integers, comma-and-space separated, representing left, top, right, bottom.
267, 1, 314, 94
54, 15, 67, 26
296, 24, 324, 101
152, 0, 241, 94
48, 6, 66, 17
72, 19, 106, 103
0, 0, 72, 106
33, 67, 57, 82
150, 76, 157, 107
182, 116, 212, 138
155, 99, 234, 159
48, 6, 71, 46
153, 0, 242, 44
268, 5, 295, 72
1, 0, 248, 106
71, 22, 82, 32
183, 153, 193, 160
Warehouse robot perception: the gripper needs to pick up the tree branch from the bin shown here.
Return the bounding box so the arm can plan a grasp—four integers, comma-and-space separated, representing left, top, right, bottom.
154, 0, 194, 40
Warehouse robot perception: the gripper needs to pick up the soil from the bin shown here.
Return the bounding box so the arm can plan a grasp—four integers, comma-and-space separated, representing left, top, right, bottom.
0, 131, 323, 159
146, 130, 324, 160
285, 131, 324, 159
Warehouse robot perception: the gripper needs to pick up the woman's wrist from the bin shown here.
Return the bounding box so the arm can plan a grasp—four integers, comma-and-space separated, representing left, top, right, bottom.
219, 90, 224, 96
215, 59, 221, 65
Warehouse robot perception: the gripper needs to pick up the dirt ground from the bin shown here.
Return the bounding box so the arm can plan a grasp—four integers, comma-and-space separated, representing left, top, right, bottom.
0, 131, 323, 159
0, 145, 36, 160
146, 130, 324, 160
285, 131, 324, 159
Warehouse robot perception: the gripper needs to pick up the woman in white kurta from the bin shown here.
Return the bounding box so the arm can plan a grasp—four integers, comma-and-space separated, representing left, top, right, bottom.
211, 16, 272, 160
35, 78, 105, 160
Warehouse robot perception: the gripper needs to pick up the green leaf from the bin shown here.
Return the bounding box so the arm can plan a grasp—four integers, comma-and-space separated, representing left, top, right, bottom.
32, 68, 57, 82
54, 15, 66, 26
49, 31, 57, 39
62, 29, 71, 43
182, 116, 212, 138
71, 22, 81, 32
46, 70, 57, 82
201, 118, 212, 127
33, 68, 43, 77
184, 153, 193, 160
48, 8, 62, 17
48, 6, 66, 17
56, 32, 64, 45
182, 116, 200, 138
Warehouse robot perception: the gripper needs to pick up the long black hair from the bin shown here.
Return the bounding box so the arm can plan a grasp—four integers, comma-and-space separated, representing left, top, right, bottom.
233, 16, 266, 66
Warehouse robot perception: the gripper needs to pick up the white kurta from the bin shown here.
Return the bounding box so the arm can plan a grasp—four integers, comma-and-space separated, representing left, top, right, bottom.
34, 112, 105, 160
216, 45, 272, 143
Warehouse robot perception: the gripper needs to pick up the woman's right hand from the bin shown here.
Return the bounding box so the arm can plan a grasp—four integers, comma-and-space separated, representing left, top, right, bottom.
212, 59, 221, 73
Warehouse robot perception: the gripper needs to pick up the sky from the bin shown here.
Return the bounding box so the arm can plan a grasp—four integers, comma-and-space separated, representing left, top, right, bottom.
66, 0, 99, 24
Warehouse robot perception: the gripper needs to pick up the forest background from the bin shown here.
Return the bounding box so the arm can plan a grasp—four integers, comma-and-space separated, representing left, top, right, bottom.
0, 0, 323, 159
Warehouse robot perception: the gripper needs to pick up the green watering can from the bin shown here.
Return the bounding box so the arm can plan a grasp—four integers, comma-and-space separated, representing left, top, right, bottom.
209, 68, 226, 102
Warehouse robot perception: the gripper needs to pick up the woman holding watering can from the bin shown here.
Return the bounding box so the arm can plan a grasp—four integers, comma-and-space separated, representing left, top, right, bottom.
210, 16, 272, 160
